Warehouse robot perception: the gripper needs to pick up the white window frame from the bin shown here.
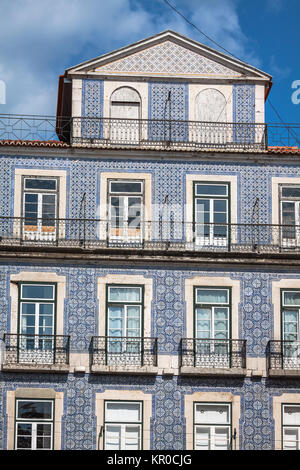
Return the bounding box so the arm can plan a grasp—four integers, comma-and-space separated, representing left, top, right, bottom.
108, 179, 144, 244
194, 183, 229, 248
282, 404, 300, 450
104, 400, 143, 450
194, 402, 231, 450
22, 177, 58, 241
281, 289, 300, 368
18, 283, 56, 364
280, 185, 300, 247
106, 285, 143, 361
109, 87, 141, 144
194, 287, 230, 368
15, 399, 54, 450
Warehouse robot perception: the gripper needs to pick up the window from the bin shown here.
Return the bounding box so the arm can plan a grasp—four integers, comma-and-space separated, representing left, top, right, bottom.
104, 401, 142, 450
280, 185, 300, 246
22, 177, 58, 241
110, 87, 141, 144
194, 183, 229, 247
106, 285, 143, 363
194, 287, 230, 367
194, 403, 231, 450
281, 289, 300, 367
15, 399, 54, 450
18, 283, 56, 364
108, 179, 144, 244
282, 404, 300, 450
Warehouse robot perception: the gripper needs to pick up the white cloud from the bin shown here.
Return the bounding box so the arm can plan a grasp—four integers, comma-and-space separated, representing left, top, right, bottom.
0, 0, 261, 115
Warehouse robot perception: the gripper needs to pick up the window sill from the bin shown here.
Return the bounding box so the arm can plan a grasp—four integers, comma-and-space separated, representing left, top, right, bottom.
268, 369, 300, 378
1, 363, 70, 374
90, 364, 158, 375
179, 366, 247, 377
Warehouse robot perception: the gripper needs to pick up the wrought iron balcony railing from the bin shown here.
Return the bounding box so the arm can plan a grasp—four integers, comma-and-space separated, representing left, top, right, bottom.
180, 338, 247, 369
2, 217, 300, 255
72, 117, 267, 151
3, 333, 70, 366
91, 336, 158, 367
267, 340, 300, 370
1, 114, 299, 150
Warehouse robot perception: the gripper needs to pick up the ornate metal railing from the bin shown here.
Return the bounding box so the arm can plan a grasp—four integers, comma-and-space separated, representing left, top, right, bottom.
267, 340, 300, 370
180, 338, 247, 369
72, 117, 267, 151
267, 123, 300, 149
0, 114, 70, 141
91, 336, 158, 367
2, 217, 300, 255
1, 114, 300, 150
3, 333, 70, 366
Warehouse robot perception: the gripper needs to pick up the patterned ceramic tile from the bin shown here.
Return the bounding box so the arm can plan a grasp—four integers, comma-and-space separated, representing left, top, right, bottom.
96, 41, 242, 77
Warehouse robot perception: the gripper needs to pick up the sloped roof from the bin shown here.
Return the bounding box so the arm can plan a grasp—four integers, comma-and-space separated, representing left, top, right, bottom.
66, 30, 272, 82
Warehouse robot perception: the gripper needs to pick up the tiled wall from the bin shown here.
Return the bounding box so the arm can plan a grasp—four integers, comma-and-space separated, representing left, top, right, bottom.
1, 152, 300, 449
1, 262, 300, 449
2, 153, 300, 224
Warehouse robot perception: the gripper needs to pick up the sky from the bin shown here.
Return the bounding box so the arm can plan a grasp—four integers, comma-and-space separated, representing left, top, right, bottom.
0, 0, 299, 124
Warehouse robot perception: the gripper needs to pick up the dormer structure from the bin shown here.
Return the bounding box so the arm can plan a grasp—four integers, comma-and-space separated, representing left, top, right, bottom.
57, 30, 272, 150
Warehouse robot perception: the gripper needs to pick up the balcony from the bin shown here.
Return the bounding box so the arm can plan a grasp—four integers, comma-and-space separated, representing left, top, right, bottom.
267, 340, 300, 377
71, 117, 268, 151
180, 338, 247, 376
0, 114, 299, 151
90, 336, 158, 375
2, 333, 70, 373
2, 217, 300, 259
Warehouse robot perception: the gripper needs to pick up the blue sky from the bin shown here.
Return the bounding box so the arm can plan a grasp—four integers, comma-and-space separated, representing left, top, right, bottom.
0, 0, 299, 123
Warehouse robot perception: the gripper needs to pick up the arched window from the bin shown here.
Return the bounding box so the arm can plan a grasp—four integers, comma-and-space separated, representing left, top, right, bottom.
110, 87, 141, 144
194, 89, 227, 146
195, 89, 227, 122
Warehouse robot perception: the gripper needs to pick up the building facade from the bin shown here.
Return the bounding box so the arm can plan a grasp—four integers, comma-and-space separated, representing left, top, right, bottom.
1, 30, 300, 450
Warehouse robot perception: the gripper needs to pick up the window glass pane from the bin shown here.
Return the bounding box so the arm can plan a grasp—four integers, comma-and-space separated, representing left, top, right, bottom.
195, 404, 230, 424
125, 426, 140, 450
195, 184, 228, 196
283, 310, 298, 341
17, 401, 53, 420
16, 423, 32, 449
195, 427, 210, 450
105, 402, 141, 423
196, 308, 211, 338
105, 425, 121, 450
21, 303, 36, 315
196, 289, 228, 304
214, 308, 228, 333
108, 287, 141, 302
215, 427, 230, 450
39, 304, 54, 316
283, 310, 298, 322
283, 406, 300, 425
21, 285, 54, 300
128, 197, 142, 226
282, 202, 295, 225
283, 428, 299, 450
213, 200, 227, 212
195, 200, 210, 224
283, 291, 300, 306
24, 194, 38, 219
36, 424, 52, 449
108, 306, 123, 336
25, 179, 57, 191
24, 193, 38, 203
126, 306, 141, 338
110, 181, 142, 194
282, 187, 300, 198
